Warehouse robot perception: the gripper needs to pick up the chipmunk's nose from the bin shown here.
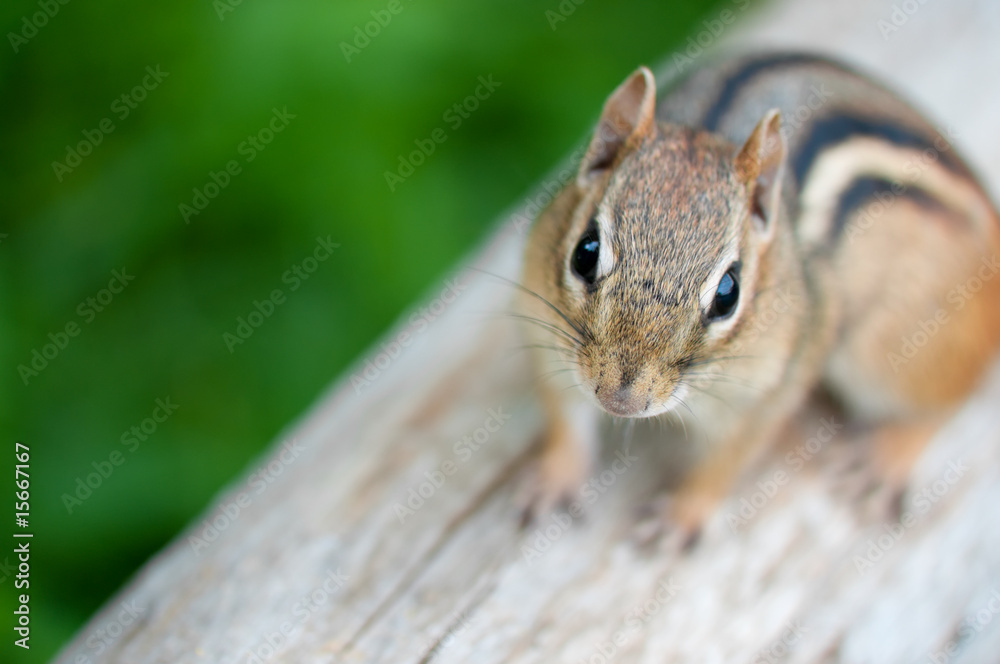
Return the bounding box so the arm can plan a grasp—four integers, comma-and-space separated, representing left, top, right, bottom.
597, 383, 648, 417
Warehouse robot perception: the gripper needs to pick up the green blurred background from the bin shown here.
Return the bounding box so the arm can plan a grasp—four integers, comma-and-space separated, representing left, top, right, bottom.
1, 0, 730, 659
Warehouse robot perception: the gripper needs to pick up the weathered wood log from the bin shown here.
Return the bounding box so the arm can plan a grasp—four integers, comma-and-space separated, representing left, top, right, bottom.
57, 0, 1000, 661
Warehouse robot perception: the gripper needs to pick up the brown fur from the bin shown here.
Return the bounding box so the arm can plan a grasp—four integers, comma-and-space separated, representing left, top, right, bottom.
518, 53, 1000, 540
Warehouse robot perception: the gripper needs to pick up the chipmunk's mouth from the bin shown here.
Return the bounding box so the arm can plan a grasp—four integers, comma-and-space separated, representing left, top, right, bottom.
645, 383, 689, 418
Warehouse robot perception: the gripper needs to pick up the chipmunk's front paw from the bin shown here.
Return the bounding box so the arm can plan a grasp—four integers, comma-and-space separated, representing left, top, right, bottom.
828, 423, 933, 523
517, 427, 590, 527
830, 443, 908, 523
632, 490, 712, 553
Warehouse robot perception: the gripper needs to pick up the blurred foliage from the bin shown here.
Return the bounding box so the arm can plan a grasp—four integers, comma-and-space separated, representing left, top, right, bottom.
0, 0, 727, 659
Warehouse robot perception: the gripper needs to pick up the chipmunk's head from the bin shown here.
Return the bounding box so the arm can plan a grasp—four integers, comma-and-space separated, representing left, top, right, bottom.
550, 66, 787, 417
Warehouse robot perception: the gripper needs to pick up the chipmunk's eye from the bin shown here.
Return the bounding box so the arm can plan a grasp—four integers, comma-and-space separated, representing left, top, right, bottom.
571, 220, 601, 286
708, 267, 740, 321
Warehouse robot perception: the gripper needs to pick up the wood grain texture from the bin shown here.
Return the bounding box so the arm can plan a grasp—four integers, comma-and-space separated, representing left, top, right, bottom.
56, 0, 1000, 661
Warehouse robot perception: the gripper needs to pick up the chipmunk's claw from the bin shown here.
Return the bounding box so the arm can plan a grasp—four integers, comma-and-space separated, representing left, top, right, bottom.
516, 428, 590, 528
828, 424, 930, 524
631, 494, 705, 554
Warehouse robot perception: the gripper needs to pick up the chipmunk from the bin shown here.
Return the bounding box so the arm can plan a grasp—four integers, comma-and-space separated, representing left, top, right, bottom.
518, 51, 1000, 544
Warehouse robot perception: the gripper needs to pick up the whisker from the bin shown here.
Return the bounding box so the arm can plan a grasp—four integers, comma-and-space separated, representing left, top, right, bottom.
621, 418, 636, 457
506, 345, 583, 369
536, 368, 575, 382
674, 406, 690, 442
504, 313, 584, 348
502, 343, 567, 362
467, 267, 594, 344
684, 371, 764, 394
680, 380, 741, 415
682, 354, 764, 369
684, 372, 751, 389
513, 343, 573, 354
677, 394, 713, 450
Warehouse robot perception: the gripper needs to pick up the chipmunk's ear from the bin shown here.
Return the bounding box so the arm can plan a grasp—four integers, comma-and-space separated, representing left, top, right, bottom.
578, 66, 657, 186
735, 109, 786, 242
